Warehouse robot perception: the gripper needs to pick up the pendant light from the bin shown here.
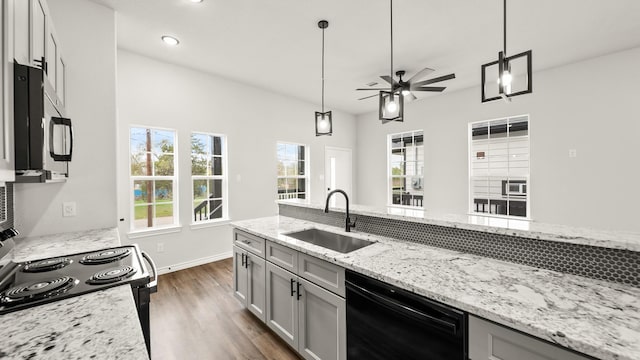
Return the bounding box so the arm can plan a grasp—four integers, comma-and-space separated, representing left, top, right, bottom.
379, 0, 403, 122
315, 20, 332, 136
481, 0, 532, 103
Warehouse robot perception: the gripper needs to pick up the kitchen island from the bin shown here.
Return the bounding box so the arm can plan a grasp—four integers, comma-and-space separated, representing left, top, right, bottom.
0, 228, 149, 360
232, 215, 640, 360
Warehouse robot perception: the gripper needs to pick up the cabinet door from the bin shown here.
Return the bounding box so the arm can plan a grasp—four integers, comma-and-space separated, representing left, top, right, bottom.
468, 316, 590, 360
298, 278, 346, 360
45, 25, 57, 91
56, 55, 65, 106
0, 0, 14, 182
266, 262, 298, 350
13, 0, 30, 65
30, 0, 46, 69
232, 246, 248, 305
246, 253, 266, 323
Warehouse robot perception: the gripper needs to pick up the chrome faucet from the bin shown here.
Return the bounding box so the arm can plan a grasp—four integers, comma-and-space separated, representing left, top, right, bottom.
324, 189, 356, 232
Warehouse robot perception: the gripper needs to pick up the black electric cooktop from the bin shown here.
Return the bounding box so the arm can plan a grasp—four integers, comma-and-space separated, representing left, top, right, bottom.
0, 245, 150, 314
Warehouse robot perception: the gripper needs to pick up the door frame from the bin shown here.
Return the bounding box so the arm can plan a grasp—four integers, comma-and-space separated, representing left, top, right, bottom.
324, 146, 353, 201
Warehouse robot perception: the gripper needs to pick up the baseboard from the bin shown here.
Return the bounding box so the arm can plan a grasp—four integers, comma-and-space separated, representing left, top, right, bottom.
157, 251, 232, 275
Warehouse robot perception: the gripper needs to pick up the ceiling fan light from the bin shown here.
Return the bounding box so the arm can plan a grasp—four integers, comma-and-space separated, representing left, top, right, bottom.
401, 89, 411, 96
379, 90, 404, 122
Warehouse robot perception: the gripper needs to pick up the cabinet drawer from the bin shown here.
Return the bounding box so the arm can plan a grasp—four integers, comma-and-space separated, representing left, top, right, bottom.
266, 241, 298, 273
469, 316, 591, 360
298, 252, 345, 297
234, 229, 265, 258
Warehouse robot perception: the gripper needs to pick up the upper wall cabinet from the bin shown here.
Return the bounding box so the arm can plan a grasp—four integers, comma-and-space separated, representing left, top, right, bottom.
14, 0, 66, 109
0, 0, 15, 183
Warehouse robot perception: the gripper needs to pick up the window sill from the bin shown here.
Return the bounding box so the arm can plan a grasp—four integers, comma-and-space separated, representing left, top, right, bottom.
190, 219, 232, 230
128, 225, 183, 239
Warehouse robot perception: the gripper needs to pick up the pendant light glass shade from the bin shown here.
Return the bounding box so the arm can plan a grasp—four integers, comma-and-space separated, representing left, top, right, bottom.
315, 111, 332, 135
315, 20, 332, 136
481, 0, 532, 103
379, 90, 403, 122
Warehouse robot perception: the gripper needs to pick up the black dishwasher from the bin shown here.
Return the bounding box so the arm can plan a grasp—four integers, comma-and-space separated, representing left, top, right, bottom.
346, 270, 467, 360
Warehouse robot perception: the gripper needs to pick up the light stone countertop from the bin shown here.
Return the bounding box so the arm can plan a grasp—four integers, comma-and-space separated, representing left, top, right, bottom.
232, 216, 640, 360
278, 199, 640, 251
0, 228, 149, 360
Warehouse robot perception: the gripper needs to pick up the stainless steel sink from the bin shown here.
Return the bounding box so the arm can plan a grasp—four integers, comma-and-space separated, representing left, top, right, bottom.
285, 228, 374, 253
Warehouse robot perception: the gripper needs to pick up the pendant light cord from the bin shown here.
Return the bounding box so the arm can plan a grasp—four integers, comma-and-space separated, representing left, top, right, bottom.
503, 0, 507, 56
390, 0, 394, 90
322, 25, 325, 113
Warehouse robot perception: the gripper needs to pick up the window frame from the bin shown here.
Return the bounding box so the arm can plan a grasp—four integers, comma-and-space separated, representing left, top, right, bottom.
276, 141, 310, 201
386, 130, 425, 209
468, 114, 531, 220
190, 132, 229, 225
128, 125, 179, 233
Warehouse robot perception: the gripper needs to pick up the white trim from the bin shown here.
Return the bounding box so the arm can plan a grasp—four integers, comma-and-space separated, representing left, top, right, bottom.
190, 132, 229, 223
157, 251, 233, 275
127, 225, 183, 239
190, 219, 231, 230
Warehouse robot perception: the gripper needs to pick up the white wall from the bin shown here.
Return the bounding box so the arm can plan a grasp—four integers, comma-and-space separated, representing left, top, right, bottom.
117, 50, 357, 270
356, 47, 640, 232
14, 0, 117, 237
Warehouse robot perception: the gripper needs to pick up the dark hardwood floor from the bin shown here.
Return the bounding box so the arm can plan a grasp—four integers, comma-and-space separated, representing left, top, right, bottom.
150, 258, 301, 360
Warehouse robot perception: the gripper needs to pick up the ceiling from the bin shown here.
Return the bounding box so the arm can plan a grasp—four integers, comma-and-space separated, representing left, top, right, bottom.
90, 0, 640, 115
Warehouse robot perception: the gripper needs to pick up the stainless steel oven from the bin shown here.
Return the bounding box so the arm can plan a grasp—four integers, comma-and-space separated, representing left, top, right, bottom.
346, 270, 467, 360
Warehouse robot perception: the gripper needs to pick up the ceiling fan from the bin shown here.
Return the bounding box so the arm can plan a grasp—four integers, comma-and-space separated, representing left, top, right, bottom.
356, 69, 456, 101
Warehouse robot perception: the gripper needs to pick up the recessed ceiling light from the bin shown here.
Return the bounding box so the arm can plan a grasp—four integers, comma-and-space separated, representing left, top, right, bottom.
161, 35, 180, 46
189, 0, 203, 3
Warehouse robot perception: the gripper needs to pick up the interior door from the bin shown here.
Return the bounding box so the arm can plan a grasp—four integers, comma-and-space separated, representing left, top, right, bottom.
324, 147, 353, 208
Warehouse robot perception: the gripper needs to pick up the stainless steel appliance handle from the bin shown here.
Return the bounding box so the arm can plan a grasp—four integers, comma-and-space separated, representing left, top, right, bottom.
346, 280, 458, 335
141, 251, 158, 293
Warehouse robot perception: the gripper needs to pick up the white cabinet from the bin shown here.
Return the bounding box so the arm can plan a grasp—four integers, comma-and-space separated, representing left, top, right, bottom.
265, 262, 346, 360
13, 0, 29, 65
265, 262, 299, 348
469, 316, 591, 360
0, 0, 15, 183
233, 245, 266, 322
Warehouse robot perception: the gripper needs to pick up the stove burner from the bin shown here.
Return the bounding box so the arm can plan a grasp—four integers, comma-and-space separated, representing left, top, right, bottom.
80, 248, 131, 265
22, 257, 73, 272
0, 277, 78, 304
86, 266, 136, 285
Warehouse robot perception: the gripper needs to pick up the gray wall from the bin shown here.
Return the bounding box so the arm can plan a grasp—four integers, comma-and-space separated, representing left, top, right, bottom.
15, 0, 117, 237
355, 47, 640, 232
116, 50, 357, 271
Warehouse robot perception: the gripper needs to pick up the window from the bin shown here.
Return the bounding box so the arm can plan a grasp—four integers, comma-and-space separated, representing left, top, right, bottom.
130, 127, 178, 230
277, 142, 308, 200
191, 133, 228, 223
388, 130, 424, 208
469, 115, 530, 218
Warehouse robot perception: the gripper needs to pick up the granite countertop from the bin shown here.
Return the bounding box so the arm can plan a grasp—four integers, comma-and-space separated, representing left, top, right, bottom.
232, 216, 640, 360
1, 228, 149, 360
278, 200, 640, 251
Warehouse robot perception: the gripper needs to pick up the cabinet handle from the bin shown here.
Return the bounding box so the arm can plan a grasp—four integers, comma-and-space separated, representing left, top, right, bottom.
34, 57, 47, 73
290, 278, 296, 297
245, 255, 250, 268
241, 253, 246, 267
296, 281, 302, 300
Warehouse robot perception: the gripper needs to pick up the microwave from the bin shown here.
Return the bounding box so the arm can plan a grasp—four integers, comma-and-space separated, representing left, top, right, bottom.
502, 180, 526, 197
14, 63, 72, 182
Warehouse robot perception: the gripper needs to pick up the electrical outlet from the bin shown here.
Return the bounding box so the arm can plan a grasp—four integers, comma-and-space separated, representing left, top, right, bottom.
157, 243, 164, 253
62, 202, 77, 217
569, 149, 577, 158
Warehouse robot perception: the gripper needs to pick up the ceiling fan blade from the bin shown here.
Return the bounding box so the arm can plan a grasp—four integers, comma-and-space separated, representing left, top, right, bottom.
412, 73, 456, 87
380, 75, 398, 86
411, 86, 446, 92
356, 88, 391, 91
407, 67, 435, 83
358, 94, 379, 100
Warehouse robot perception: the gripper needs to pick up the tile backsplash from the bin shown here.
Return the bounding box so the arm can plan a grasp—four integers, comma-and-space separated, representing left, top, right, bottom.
279, 204, 639, 287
